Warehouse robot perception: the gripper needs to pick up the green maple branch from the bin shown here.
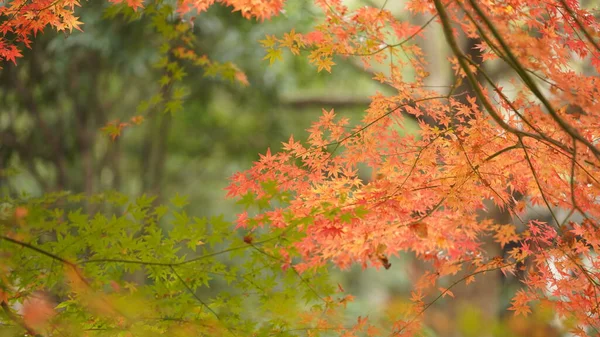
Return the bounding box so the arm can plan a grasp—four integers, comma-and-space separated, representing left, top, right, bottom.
0, 229, 296, 335
199, 267, 270, 293
168, 265, 240, 337
0, 226, 291, 271
0, 235, 90, 287
248, 244, 328, 304
276, 325, 354, 334
80, 232, 285, 267
0, 228, 288, 284
0, 235, 135, 327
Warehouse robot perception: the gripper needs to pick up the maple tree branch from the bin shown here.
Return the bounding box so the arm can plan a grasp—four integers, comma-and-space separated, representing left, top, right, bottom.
80, 229, 290, 267
569, 140, 592, 223
0, 235, 91, 287
1, 235, 76, 269
279, 95, 451, 191
518, 137, 560, 226
325, 95, 450, 150
277, 326, 353, 334
248, 244, 328, 303
0, 233, 283, 334
462, 57, 568, 150
168, 266, 230, 332
1, 232, 286, 337
405, 143, 524, 226
466, 0, 600, 161
201, 268, 269, 293
457, 139, 517, 219
455, 4, 565, 95
434, 0, 579, 169
0, 236, 134, 328
455, 2, 564, 94
363, 142, 522, 225
369, 133, 446, 211
534, 237, 600, 319
455, 3, 600, 188
557, 0, 600, 53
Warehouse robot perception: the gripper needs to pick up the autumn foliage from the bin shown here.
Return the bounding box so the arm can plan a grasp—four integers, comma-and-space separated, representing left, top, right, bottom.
3, 0, 600, 336
228, 0, 600, 334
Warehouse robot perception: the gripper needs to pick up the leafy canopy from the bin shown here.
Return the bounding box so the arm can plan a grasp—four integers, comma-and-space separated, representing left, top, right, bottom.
2, 0, 600, 336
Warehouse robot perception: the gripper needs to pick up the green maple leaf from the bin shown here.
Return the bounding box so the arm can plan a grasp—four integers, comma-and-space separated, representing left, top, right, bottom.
263, 48, 283, 65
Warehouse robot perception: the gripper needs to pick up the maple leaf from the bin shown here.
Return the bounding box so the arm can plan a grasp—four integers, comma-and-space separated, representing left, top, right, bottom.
438, 287, 455, 298
508, 290, 533, 317
61, 14, 84, 32
0, 44, 22, 64
315, 56, 334, 73
493, 224, 519, 248
263, 47, 283, 65
319, 225, 344, 238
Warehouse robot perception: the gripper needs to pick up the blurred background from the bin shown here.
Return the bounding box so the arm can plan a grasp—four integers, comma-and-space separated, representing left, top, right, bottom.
0, 0, 576, 336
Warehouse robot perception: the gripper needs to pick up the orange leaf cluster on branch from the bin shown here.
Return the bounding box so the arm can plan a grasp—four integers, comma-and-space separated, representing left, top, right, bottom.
0, 0, 285, 65
226, 0, 600, 334
109, 0, 285, 21
0, 0, 83, 64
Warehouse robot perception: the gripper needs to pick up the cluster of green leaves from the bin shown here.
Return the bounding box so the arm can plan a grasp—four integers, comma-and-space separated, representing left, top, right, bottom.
0, 191, 342, 336
101, 1, 251, 139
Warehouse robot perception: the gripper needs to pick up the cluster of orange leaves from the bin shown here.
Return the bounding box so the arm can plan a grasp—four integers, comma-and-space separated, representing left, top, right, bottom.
0, 0, 285, 65
0, 0, 83, 64
225, 0, 600, 334
108, 0, 285, 20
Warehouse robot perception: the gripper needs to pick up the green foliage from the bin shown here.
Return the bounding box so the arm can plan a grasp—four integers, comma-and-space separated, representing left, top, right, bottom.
0, 192, 342, 336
